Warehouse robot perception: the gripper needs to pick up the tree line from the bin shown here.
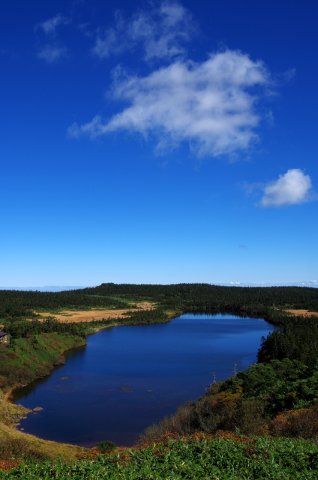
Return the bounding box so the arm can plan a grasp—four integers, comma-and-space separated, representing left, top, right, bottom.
1, 283, 317, 320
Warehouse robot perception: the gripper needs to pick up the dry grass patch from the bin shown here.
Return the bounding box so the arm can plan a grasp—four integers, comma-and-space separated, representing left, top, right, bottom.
285, 309, 318, 318
0, 391, 84, 462
0, 422, 84, 461
38, 301, 156, 323
0, 392, 28, 427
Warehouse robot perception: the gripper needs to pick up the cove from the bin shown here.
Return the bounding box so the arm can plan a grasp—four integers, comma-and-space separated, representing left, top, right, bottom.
15, 313, 273, 446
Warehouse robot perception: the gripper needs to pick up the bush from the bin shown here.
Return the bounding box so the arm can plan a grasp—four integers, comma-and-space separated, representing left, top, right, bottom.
96, 440, 116, 453
270, 405, 318, 439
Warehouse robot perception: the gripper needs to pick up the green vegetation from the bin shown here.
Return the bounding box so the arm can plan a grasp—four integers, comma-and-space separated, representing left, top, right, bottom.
1, 436, 318, 479
5, 318, 87, 340
82, 283, 318, 312
258, 314, 318, 366
96, 440, 116, 453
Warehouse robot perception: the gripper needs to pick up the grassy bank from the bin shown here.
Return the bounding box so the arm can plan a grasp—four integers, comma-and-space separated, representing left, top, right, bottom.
0, 332, 86, 393
0, 411, 83, 464
0, 332, 87, 462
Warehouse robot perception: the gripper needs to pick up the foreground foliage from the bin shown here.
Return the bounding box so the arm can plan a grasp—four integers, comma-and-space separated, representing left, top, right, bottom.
1, 437, 318, 479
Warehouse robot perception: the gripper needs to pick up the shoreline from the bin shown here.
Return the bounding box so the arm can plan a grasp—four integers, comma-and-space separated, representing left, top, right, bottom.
2, 308, 272, 456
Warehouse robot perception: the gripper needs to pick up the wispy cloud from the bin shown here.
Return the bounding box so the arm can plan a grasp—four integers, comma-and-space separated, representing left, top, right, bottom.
36, 14, 70, 36
35, 13, 70, 63
69, 50, 270, 157
260, 169, 313, 207
218, 281, 318, 287
37, 45, 67, 64
92, 1, 195, 62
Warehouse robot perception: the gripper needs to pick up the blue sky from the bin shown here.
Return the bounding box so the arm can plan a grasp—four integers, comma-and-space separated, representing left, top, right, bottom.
0, 0, 317, 287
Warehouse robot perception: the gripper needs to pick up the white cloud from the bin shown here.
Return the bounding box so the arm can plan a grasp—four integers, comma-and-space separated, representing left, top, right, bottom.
69, 50, 270, 157
92, 1, 195, 62
37, 45, 67, 63
219, 281, 318, 287
37, 14, 69, 36
260, 169, 312, 207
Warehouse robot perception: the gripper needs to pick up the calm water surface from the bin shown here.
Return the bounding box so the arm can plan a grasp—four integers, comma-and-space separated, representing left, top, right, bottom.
15, 313, 273, 446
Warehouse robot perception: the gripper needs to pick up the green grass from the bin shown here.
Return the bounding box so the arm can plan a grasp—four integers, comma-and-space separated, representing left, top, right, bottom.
1, 437, 318, 479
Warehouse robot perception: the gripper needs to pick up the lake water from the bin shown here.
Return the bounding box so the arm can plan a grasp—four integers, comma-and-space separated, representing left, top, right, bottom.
15, 313, 273, 446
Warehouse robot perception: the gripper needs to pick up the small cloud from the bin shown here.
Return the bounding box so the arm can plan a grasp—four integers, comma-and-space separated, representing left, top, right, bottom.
37, 14, 70, 36
77, 22, 94, 38
68, 115, 105, 138
260, 169, 313, 207
241, 181, 264, 196
277, 68, 296, 85
69, 49, 270, 158
35, 13, 70, 63
37, 45, 67, 63
92, 1, 196, 62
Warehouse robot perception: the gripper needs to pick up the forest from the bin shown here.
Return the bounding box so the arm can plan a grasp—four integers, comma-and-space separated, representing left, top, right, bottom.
1, 283, 318, 320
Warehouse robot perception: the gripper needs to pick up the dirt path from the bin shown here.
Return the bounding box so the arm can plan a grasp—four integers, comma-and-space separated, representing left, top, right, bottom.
38, 301, 156, 323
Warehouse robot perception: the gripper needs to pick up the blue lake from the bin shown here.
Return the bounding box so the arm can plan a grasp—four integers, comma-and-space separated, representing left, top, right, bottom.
15, 313, 273, 446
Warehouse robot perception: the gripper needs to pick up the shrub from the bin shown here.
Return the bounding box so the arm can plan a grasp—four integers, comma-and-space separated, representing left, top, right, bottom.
270, 405, 318, 439
96, 440, 116, 453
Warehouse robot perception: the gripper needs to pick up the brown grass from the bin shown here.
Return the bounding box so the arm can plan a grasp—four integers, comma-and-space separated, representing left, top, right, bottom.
38, 301, 156, 323
0, 421, 84, 461
285, 309, 318, 318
